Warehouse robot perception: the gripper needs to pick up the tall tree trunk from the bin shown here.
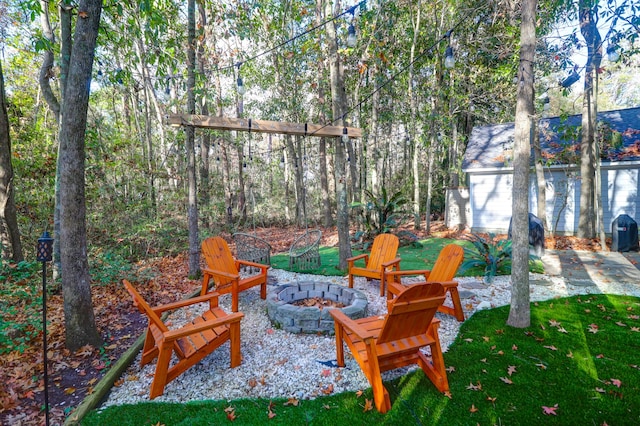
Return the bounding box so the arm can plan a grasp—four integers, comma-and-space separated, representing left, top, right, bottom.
186, 0, 199, 277
326, 0, 351, 269
58, 0, 103, 350
0, 60, 24, 262
197, 1, 210, 229
409, 1, 422, 230
53, 2, 73, 280
39, 0, 61, 123
533, 121, 547, 230
507, 0, 537, 329
577, 1, 601, 239
316, 0, 332, 228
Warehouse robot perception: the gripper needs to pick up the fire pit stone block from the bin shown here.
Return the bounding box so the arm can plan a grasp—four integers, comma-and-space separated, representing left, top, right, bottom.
267, 281, 368, 334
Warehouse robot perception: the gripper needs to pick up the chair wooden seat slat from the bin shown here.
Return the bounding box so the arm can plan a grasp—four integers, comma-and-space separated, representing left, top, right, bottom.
201, 236, 269, 312
330, 282, 449, 413
123, 280, 243, 399
384, 244, 465, 321
347, 233, 401, 296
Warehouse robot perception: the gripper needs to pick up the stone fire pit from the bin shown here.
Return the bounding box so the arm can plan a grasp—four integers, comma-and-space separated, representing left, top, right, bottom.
266, 281, 368, 334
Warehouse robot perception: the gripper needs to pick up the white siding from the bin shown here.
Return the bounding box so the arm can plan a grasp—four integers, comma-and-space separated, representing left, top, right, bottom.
467, 164, 640, 235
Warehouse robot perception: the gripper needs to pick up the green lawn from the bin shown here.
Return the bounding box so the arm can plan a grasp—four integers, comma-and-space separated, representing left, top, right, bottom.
270, 237, 543, 277
83, 294, 640, 425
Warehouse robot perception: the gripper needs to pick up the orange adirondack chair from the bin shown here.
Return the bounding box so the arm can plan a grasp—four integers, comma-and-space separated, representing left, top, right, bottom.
123, 280, 243, 399
347, 233, 401, 296
201, 236, 269, 312
385, 243, 465, 321
330, 282, 449, 413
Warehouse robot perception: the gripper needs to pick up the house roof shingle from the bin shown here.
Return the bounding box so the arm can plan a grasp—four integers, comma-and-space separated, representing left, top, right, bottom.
462, 106, 640, 170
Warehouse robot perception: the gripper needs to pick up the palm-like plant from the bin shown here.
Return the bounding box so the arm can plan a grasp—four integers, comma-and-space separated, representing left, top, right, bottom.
351, 188, 408, 238
459, 233, 512, 283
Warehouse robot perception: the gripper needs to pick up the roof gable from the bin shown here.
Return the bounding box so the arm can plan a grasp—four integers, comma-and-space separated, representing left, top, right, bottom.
462, 106, 640, 170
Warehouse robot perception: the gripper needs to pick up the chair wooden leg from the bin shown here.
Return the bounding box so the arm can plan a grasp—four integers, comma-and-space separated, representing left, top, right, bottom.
438, 285, 465, 321
260, 282, 267, 300
140, 330, 158, 367
366, 344, 391, 413
229, 322, 242, 368
348, 273, 354, 288
334, 324, 345, 367
150, 344, 173, 399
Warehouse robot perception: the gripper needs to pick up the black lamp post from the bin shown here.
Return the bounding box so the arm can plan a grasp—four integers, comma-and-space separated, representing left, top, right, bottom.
37, 231, 53, 426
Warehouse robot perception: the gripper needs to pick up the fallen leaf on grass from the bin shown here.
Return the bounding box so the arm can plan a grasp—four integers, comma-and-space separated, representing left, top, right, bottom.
507, 365, 517, 376
631, 327, 640, 332
446, 366, 456, 373
355, 390, 364, 397
595, 387, 606, 393
544, 345, 558, 351
225, 406, 236, 421
466, 381, 482, 391
567, 351, 574, 358
363, 399, 374, 412
268, 401, 276, 419
542, 404, 558, 415
588, 324, 599, 333
284, 397, 299, 406
469, 404, 478, 413
499, 377, 513, 384
611, 378, 622, 388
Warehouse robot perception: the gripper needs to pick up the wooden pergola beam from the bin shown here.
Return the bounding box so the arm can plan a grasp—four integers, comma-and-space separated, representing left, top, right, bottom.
166, 114, 362, 139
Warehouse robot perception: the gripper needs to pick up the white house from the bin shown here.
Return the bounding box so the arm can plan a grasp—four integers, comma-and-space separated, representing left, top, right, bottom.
458, 107, 640, 235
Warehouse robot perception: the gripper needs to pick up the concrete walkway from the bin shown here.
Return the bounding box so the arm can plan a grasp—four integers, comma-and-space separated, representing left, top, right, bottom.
541, 249, 640, 286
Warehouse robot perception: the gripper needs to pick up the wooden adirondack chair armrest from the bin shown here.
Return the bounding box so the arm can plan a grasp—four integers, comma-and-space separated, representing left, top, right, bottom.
381, 257, 401, 270
151, 292, 222, 314
162, 312, 244, 342
201, 268, 240, 295
384, 269, 431, 278
329, 309, 376, 341
236, 259, 269, 271
347, 253, 368, 267
202, 268, 239, 281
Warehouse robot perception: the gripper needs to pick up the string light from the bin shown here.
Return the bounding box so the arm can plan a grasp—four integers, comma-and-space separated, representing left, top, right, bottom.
444, 31, 455, 69
236, 63, 246, 95
347, 24, 357, 48
607, 44, 619, 62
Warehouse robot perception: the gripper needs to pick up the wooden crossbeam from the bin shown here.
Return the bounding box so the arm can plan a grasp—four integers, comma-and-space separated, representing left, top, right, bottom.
166, 114, 362, 139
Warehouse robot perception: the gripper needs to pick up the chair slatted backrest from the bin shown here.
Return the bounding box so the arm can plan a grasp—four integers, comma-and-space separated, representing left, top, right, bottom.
428, 244, 464, 282
367, 234, 399, 269
123, 280, 169, 334
202, 237, 238, 285
377, 282, 445, 344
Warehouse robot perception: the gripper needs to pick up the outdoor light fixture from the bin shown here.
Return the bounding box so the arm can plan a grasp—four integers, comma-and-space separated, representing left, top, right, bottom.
37, 231, 54, 426
237, 76, 245, 95
347, 24, 357, 48
543, 96, 550, 111
444, 46, 455, 69
607, 44, 620, 62
342, 127, 350, 143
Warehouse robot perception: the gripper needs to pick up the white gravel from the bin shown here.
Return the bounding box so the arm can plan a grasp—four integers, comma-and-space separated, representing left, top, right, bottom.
100, 269, 640, 408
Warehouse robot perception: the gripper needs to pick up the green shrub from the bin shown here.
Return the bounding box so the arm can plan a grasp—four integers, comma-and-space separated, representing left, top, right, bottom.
458, 233, 512, 283
0, 260, 42, 354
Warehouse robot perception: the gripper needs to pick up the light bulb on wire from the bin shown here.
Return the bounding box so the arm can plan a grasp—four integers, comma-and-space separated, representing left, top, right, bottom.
342, 127, 349, 143
444, 46, 455, 69
347, 24, 357, 47
237, 76, 245, 95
